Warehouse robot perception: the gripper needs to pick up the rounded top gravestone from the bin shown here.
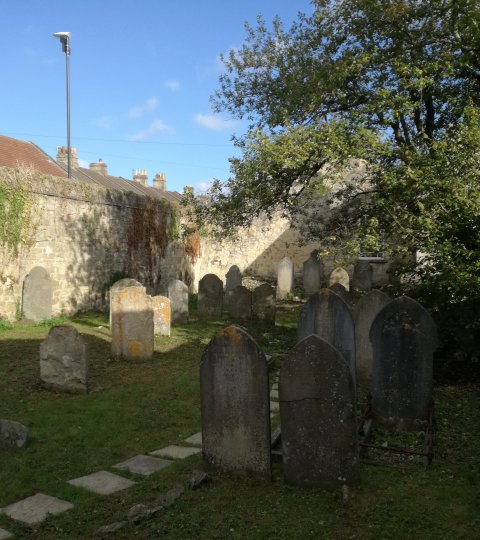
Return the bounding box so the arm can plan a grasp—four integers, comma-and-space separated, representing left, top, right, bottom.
225, 265, 242, 292
198, 273, 223, 317
22, 266, 52, 322
277, 257, 294, 297
328, 267, 350, 291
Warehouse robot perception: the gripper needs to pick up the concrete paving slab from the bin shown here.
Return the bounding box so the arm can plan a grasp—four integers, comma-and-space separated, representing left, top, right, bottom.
150, 445, 202, 459
1, 493, 73, 525
184, 432, 202, 445
113, 454, 172, 476
68, 470, 136, 495
270, 400, 279, 411
0, 528, 13, 539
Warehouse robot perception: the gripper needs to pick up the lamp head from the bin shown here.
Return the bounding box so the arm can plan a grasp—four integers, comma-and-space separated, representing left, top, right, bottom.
53, 32, 71, 54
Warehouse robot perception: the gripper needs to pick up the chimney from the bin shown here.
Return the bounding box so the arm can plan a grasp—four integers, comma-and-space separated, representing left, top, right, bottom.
56, 146, 79, 169
89, 158, 108, 176
133, 168, 148, 186
153, 172, 166, 192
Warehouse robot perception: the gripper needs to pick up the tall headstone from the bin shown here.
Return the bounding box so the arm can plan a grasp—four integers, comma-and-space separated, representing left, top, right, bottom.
40, 325, 88, 393
168, 280, 189, 323
353, 290, 390, 383
111, 285, 154, 361
152, 295, 171, 336
370, 296, 438, 428
298, 289, 356, 385
252, 284, 276, 323
198, 274, 223, 318
280, 335, 359, 488
22, 266, 52, 322
225, 265, 242, 292
200, 325, 271, 480
109, 278, 142, 328
277, 257, 294, 298
227, 285, 252, 319
328, 267, 350, 291
352, 260, 373, 292
302, 255, 324, 295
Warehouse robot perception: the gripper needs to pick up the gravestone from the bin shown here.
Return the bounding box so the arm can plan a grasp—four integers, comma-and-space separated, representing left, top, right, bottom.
200, 325, 271, 480
298, 288, 356, 385
328, 267, 350, 291
277, 257, 294, 298
302, 255, 324, 295
22, 266, 52, 322
40, 325, 88, 393
370, 296, 438, 428
0, 419, 29, 449
353, 290, 390, 383
329, 282, 352, 306
198, 274, 223, 318
168, 280, 189, 323
352, 260, 373, 292
252, 284, 276, 323
111, 285, 154, 361
225, 265, 242, 292
227, 286, 252, 319
280, 335, 358, 488
152, 295, 171, 336
109, 278, 142, 328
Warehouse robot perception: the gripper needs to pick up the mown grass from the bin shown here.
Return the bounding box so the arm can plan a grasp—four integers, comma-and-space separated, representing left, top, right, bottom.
0, 303, 479, 539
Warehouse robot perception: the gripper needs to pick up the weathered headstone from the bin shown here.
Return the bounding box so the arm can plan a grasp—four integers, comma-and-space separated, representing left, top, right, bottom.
277, 257, 294, 298
0, 419, 29, 449
328, 267, 350, 291
352, 260, 373, 292
252, 284, 276, 323
227, 285, 252, 319
280, 335, 358, 488
298, 289, 356, 385
22, 266, 52, 322
111, 285, 154, 361
200, 325, 271, 480
40, 325, 88, 393
152, 295, 171, 336
168, 280, 189, 323
329, 282, 352, 306
370, 296, 438, 428
353, 290, 390, 383
225, 265, 242, 292
198, 274, 223, 318
302, 255, 324, 295
109, 278, 142, 328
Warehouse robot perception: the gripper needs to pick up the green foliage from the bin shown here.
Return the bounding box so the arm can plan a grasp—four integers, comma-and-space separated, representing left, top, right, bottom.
167, 205, 180, 241
0, 319, 13, 331
34, 314, 70, 327
0, 180, 33, 253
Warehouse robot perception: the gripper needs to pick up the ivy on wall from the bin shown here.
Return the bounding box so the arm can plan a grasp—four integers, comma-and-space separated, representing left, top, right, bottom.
0, 180, 34, 254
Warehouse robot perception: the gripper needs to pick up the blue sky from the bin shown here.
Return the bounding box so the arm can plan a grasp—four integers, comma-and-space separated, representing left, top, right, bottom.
1, 0, 313, 193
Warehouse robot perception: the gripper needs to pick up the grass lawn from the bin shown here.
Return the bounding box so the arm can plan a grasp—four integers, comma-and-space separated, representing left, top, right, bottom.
0, 303, 479, 539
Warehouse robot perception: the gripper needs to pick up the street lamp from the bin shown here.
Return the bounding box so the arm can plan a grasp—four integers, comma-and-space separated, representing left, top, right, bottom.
53, 31, 71, 178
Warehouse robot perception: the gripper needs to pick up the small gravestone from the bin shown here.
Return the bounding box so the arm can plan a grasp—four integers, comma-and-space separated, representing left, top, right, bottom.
329, 282, 352, 306
198, 274, 223, 318
168, 280, 189, 323
200, 325, 271, 480
152, 295, 171, 336
109, 278, 142, 328
302, 255, 324, 295
252, 284, 276, 323
111, 285, 154, 361
22, 266, 52, 322
0, 419, 29, 449
277, 257, 294, 298
352, 260, 373, 292
353, 290, 390, 383
40, 325, 88, 393
280, 335, 358, 488
328, 267, 350, 291
370, 296, 438, 428
298, 288, 356, 385
227, 286, 252, 319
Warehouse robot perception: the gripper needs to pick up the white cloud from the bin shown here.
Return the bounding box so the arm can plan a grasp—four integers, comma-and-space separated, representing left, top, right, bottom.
165, 80, 180, 91
129, 119, 171, 142
127, 97, 159, 119
194, 113, 238, 132
195, 180, 213, 194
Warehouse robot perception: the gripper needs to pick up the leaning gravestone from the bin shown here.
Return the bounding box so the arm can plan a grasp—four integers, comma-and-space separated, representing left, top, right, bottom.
0, 419, 29, 449
252, 284, 276, 323
277, 257, 294, 298
227, 285, 252, 319
168, 280, 189, 323
40, 325, 88, 393
152, 295, 171, 336
353, 290, 390, 383
298, 289, 356, 385
328, 267, 350, 291
111, 284, 154, 361
370, 296, 438, 428
280, 335, 358, 488
109, 278, 142, 328
352, 260, 373, 293
198, 274, 223, 318
22, 266, 52, 322
302, 255, 324, 295
200, 325, 271, 480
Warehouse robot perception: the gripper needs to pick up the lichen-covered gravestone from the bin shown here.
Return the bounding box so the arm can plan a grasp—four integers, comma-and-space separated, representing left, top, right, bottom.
200, 325, 271, 480
40, 325, 88, 393
277, 257, 294, 298
22, 266, 52, 322
370, 296, 438, 429
168, 280, 189, 323
280, 335, 359, 488
328, 267, 350, 291
0, 419, 29, 449
109, 278, 142, 328
302, 255, 324, 295
352, 260, 373, 293
152, 295, 171, 336
227, 285, 252, 319
111, 284, 154, 361
198, 274, 223, 318
252, 283, 276, 323
298, 288, 356, 385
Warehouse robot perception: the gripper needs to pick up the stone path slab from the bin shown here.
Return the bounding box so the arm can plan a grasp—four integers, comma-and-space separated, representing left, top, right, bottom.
113, 454, 172, 476
0, 528, 13, 539
150, 445, 202, 459
184, 432, 202, 445
68, 470, 136, 495
1, 493, 73, 525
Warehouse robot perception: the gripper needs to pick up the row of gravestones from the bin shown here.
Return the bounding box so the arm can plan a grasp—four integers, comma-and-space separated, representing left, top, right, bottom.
200, 290, 437, 487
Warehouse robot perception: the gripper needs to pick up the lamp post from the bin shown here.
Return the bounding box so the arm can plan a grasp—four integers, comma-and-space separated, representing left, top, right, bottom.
53, 31, 71, 178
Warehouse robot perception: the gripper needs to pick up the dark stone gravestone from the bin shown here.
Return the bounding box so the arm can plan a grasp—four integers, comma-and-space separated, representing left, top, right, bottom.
227, 285, 252, 319
168, 280, 189, 323
328, 267, 350, 291
225, 265, 242, 292
329, 282, 352, 306
370, 296, 438, 428
280, 335, 359, 488
302, 255, 324, 295
353, 290, 390, 384
200, 325, 271, 480
22, 266, 52, 322
198, 274, 223, 318
298, 288, 356, 385
0, 419, 29, 449
277, 257, 294, 298
352, 260, 373, 293
252, 284, 276, 323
